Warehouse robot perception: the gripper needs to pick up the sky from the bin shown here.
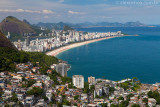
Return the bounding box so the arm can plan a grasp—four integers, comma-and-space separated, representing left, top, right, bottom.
0, 0, 160, 24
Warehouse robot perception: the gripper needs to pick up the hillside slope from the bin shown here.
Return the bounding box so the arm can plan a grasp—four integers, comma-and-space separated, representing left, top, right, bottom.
0, 16, 35, 35
0, 31, 17, 50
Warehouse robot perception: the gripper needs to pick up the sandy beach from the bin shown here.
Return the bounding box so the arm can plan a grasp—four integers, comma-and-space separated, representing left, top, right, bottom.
46, 36, 120, 57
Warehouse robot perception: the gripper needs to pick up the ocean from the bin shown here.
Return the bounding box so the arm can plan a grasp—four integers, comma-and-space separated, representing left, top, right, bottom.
57, 27, 160, 84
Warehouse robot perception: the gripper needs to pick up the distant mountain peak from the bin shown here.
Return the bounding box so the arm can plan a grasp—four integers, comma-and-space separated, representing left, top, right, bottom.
0, 16, 35, 35
23, 19, 31, 25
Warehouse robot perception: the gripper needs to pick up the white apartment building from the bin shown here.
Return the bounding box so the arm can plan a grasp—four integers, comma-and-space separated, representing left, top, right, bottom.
72, 75, 84, 88
88, 76, 95, 84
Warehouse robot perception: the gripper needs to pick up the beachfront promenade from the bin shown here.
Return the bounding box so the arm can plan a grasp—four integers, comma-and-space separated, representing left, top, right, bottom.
46, 36, 116, 56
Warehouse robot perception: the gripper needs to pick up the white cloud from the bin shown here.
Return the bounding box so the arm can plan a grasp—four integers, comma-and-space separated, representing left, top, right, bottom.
58, 0, 64, 3
0, 9, 54, 14
16, 9, 25, 12
25, 10, 41, 13
99, 16, 113, 18
68, 10, 86, 15
44, 16, 49, 19
0, 9, 15, 12
42, 10, 54, 14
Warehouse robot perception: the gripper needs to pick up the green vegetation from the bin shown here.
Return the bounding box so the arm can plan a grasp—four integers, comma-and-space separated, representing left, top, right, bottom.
97, 80, 102, 83
131, 104, 140, 107
83, 82, 89, 93
10, 93, 18, 102
147, 90, 160, 104
100, 103, 108, 107
109, 87, 115, 95
62, 99, 71, 106
120, 82, 130, 90
118, 96, 124, 101
119, 77, 141, 91
90, 85, 95, 92
0, 47, 58, 73
74, 95, 79, 100
119, 101, 129, 107
42, 95, 49, 101
48, 71, 60, 85
110, 100, 129, 107
0, 90, 4, 97
68, 82, 76, 89
0, 16, 35, 40
121, 33, 129, 35
0, 16, 54, 41
22, 79, 36, 88
61, 76, 72, 84
63, 26, 73, 31
126, 93, 134, 101
110, 94, 133, 107
143, 98, 148, 104
26, 87, 43, 96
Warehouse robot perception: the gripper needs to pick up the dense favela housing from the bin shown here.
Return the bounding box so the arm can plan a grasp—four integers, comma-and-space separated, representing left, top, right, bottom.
13, 30, 123, 52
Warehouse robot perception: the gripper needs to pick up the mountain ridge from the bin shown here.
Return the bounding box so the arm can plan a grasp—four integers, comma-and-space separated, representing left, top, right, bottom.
0, 16, 35, 36
35, 21, 147, 30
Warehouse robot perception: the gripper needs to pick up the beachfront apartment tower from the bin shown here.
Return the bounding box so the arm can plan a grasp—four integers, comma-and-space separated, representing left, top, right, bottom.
72, 75, 84, 88
88, 76, 95, 84
56, 63, 69, 77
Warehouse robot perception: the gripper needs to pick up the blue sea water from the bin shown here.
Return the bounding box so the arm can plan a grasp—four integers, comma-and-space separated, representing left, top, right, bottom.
57, 27, 160, 84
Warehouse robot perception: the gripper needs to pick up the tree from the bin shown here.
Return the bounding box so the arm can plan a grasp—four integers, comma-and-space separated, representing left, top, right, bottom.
11, 93, 18, 102
118, 96, 124, 101
83, 82, 89, 93
26, 87, 43, 96
74, 95, 79, 100
110, 104, 118, 107
131, 104, 140, 107
143, 98, 148, 104
90, 85, 95, 92
119, 100, 129, 107
126, 93, 134, 101
100, 103, 108, 107
147, 91, 153, 98
0, 90, 4, 97
43, 95, 48, 101
109, 87, 115, 94
27, 79, 36, 87
62, 99, 71, 106
147, 90, 160, 104
132, 77, 140, 84
120, 82, 129, 90
68, 83, 75, 89
0, 47, 58, 73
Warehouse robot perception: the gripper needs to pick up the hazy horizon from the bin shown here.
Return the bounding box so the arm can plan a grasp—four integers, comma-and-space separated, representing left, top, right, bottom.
0, 0, 160, 24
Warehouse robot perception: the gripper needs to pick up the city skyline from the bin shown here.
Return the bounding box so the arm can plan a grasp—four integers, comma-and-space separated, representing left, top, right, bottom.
0, 0, 160, 24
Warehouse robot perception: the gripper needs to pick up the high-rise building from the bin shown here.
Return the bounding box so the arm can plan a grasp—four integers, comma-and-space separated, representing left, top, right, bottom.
56, 63, 69, 77
26, 36, 30, 46
72, 75, 84, 88
6, 32, 10, 38
88, 76, 95, 84
17, 40, 22, 50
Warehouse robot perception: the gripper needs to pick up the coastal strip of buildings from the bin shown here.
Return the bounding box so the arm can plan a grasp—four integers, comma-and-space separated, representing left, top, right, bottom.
13, 30, 123, 52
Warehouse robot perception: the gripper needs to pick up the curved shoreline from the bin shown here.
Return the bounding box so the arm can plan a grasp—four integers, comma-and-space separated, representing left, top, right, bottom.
46, 36, 120, 57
